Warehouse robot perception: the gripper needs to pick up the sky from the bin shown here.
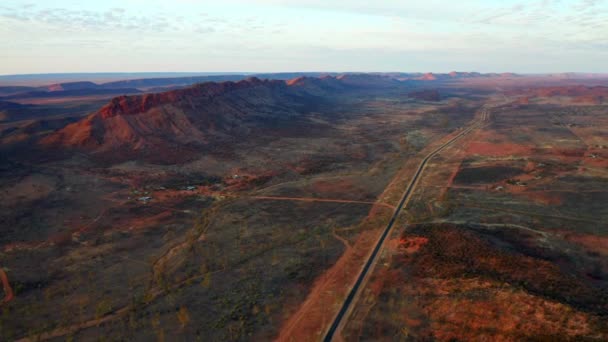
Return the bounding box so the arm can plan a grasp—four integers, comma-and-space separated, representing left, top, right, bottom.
1, 0, 607, 74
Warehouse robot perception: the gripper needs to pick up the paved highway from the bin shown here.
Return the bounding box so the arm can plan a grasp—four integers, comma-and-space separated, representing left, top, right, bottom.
323, 107, 489, 341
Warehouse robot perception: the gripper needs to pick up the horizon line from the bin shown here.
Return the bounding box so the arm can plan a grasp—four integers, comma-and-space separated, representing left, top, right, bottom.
3, 71, 608, 78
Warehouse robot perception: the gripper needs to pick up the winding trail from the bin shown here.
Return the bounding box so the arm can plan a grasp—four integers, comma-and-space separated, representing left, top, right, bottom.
411, 219, 550, 237
332, 228, 352, 250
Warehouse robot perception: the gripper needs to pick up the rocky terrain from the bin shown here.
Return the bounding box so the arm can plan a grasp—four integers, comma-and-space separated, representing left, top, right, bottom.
0, 73, 607, 341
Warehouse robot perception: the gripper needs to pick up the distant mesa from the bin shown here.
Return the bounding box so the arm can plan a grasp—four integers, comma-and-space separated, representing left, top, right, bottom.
335, 73, 400, 87
284, 75, 347, 94
420, 73, 438, 81
42, 81, 101, 92
414, 72, 493, 81
0, 72, 515, 101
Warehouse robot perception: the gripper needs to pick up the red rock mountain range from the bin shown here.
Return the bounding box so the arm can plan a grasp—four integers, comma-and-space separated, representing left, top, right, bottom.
40, 76, 384, 158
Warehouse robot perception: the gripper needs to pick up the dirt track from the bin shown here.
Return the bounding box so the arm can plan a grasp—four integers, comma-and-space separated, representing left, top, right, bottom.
251, 196, 396, 209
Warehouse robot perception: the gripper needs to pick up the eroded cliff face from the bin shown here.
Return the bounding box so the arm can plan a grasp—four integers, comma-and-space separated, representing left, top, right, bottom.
38, 77, 331, 158
98, 77, 282, 118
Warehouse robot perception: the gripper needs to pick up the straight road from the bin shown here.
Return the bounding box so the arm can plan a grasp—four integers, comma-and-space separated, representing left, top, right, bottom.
322, 108, 489, 341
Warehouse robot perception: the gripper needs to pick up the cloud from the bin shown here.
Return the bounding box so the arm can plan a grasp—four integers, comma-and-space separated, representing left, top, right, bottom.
468, 0, 608, 39
1, 0, 607, 73
195, 26, 215, 34
473, 4, 526, 25
0, 5, 175, 33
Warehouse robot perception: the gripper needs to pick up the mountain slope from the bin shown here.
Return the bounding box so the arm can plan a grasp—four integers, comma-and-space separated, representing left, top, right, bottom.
40, 77, 341, 161
34, 74, 422, 163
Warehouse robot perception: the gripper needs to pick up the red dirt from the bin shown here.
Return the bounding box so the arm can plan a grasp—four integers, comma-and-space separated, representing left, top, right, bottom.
142, 186, 229, 202
113, 210, 174, 232
310, 179, 355, 193
551, 147, 586, 159
558, 231, 608, 256
572, 95, 604, 104
353, 224, 607, 341
309, 179, 369, 199
224, 169, 284, 190
3, 241, 51, 253
439, 162, 462, 201
397, 236, 429, 255
275, 114, 485, 341
581, 155, 608, 168
275, 228, 382, 342
422, 281, 597, 341
0, 268, 14, 304
466, 141, 533, 157
521, 191, 564, 206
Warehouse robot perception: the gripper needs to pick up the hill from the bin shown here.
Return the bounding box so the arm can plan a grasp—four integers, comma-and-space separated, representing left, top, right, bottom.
40, 77, 335, 161
41, 81, 101, 92
2, 87, 141, 101
39, 74, 408, 162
